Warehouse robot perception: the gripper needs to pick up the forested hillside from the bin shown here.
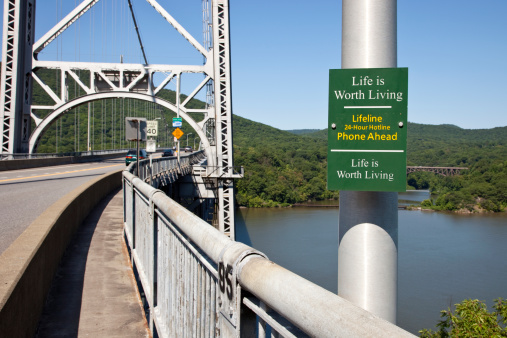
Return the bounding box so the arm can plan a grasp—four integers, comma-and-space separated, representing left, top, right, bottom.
287, 123, 507, 212
289, 123, 507, 166
405, 124, 507, 212
233, 116, 335, 207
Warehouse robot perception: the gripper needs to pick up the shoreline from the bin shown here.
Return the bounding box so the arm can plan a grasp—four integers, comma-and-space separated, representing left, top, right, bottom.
292, 203, 409, 210
240, 203, 505, 213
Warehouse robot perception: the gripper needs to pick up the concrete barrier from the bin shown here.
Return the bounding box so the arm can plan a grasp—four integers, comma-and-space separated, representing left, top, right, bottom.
0, 152, 127, 171
0, 169, 123, 337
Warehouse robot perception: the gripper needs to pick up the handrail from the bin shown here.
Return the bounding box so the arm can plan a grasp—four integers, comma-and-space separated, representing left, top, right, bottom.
122, 169, 415, 337
126, 150, 205, 182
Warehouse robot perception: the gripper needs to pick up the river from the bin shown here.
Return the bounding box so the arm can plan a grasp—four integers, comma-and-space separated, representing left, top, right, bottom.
235, 191, 507, 335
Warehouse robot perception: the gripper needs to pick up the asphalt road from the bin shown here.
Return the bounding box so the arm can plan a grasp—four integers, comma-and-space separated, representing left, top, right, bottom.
0, 157, 127, 255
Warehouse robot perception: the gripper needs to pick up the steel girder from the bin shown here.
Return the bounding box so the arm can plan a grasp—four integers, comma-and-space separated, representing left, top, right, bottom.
211, 0, 237, 238
29, 91, 214, 162
0, 0, 36, 153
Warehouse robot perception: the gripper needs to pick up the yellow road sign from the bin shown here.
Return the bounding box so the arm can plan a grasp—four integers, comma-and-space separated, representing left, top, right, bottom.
172, 127, 184, 139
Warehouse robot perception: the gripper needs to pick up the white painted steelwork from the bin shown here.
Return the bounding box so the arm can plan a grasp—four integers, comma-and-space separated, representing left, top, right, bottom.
33, 0, 98, 56
339, 0, 399, 323
0, 0, 240, 236
0, 0, 36, 153
123, 169, 415, 337
29, 92, 213, 163
211, 0, 236, 238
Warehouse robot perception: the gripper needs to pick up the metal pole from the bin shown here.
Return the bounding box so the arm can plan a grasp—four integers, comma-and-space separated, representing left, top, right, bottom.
136, 121, 140, 177
87, 102, 91, 151
339, 0, 398, 323
176, 73, 181, 163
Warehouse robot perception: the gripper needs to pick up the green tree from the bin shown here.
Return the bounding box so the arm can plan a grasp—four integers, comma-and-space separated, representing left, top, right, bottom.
419, 298, 507, 337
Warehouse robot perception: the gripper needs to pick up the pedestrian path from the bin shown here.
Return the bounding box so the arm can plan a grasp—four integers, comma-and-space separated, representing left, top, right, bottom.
36, 189, 150, 337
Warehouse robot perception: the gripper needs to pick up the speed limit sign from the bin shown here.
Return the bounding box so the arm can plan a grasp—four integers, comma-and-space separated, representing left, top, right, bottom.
147, 120, 158, 136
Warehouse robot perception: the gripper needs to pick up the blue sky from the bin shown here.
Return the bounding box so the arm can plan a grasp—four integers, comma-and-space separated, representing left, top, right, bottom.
2, 0, 506, 130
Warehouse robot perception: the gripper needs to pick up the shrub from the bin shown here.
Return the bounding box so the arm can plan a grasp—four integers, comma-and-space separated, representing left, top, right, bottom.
419, 298, 507, 337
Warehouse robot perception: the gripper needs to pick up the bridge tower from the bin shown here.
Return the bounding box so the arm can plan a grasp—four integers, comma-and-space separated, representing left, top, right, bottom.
0, 0, 239, 237
0, 0, 36, 153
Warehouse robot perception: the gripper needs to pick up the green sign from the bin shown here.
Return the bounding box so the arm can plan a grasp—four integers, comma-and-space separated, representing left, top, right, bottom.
173, 117, 182, 127
327, 68, 408, 192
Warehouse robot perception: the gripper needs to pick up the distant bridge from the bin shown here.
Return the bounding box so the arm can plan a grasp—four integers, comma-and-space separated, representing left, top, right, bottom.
407, 166, 468, 176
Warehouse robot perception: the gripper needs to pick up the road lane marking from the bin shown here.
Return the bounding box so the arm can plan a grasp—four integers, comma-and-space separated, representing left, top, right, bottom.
0, 163, 123, 183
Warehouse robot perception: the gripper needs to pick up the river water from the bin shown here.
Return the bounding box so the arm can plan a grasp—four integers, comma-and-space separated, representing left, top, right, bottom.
235, 191, 507, 335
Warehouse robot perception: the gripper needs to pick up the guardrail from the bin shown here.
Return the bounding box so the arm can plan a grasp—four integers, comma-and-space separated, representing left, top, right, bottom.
126, 151, 205, 183
122, 169, 414, 337
0, 170, 123, 337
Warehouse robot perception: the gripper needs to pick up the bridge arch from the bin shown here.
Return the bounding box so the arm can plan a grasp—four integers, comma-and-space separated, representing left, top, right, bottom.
29, 92, 214, 166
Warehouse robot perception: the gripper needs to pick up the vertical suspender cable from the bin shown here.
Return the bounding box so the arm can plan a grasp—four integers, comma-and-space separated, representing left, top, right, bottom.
114, 99, 116, 149
113, 99, 116, 149
74, 0, 77, 152
55, 0, 60, 153
102, 100, 104, 150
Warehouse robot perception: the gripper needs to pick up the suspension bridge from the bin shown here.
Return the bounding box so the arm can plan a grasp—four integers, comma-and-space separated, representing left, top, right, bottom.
0, 1, 414, 337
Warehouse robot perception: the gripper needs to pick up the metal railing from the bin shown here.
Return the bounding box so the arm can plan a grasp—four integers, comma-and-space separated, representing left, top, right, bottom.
122, 168, 414, 337
126, 151, 206, 183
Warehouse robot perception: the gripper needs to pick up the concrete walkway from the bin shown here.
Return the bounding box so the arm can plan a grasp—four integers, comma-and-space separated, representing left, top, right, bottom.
35, 189, 150, 337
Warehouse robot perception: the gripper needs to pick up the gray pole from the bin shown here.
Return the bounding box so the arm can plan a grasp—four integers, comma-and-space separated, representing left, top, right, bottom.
87, 102, 91, 151
176, 73, 181, 163
339, 0, 398, 323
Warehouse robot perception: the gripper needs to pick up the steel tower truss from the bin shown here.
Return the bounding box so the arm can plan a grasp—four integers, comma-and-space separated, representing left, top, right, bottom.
0, 0, 36, 153
0, 0, 240, 236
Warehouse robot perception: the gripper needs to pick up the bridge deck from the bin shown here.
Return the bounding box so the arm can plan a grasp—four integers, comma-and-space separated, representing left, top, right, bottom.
36, 190, 149, 337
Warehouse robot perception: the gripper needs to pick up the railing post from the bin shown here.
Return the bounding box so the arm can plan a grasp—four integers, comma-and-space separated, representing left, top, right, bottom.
149, 190, 160, 334
132, 179, 136, 249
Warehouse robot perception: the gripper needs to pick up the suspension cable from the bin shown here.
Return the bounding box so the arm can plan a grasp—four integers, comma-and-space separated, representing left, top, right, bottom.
127, 0, 148, 64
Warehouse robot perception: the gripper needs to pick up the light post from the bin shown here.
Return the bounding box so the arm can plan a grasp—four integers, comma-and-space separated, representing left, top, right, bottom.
186, 133, 193, 147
